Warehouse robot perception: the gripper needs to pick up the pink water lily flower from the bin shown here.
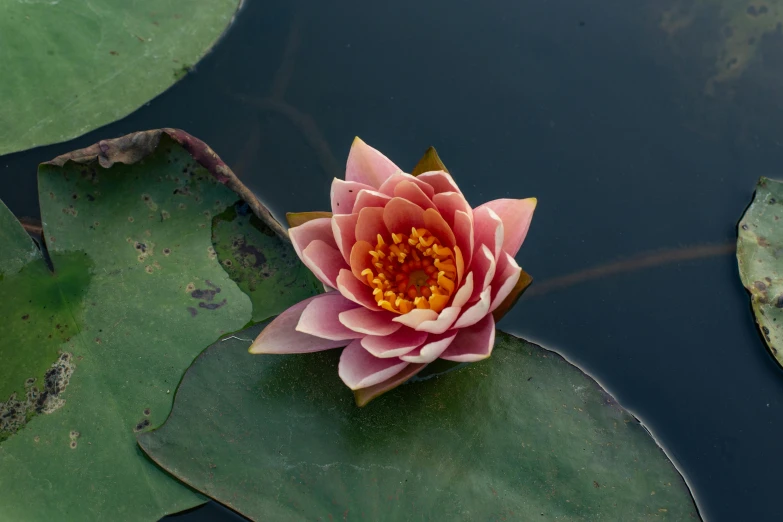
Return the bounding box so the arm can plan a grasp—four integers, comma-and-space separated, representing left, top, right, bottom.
250, 138, 536, 405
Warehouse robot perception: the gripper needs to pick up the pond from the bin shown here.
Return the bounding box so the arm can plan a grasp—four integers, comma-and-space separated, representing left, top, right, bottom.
2, 0, 782, 520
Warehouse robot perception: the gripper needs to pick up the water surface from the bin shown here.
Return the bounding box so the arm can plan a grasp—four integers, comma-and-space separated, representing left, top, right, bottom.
3, 0, 783, 520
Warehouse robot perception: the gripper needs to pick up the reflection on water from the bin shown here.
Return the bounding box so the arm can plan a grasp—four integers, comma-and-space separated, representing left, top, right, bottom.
3, 0, 783, 520
663, 0, 783, 89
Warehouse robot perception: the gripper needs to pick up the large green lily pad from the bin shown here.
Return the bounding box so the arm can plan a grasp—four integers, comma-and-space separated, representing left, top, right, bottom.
139, 327, 700, 521
0, 0, 239, 155
0, 130, 314, 520
737, 176, 783, 364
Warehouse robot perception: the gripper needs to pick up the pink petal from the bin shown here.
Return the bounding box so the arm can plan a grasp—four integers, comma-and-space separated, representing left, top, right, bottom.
454, 245, 465, 286
412, 305, 461, 334
331, 178, 375, 215
349, 240, 375, 283
472, 206, 504, 260
353, 189, 392, 212
453, 286, 491, 329
332, 213, 358, 263
423, 208, 455, 247
477, 198, 537, 256
433, 192, 472, 227
339, 307, 402, 336
490, 251, 522, 312
400, 331, 458, 363
249, 295, 351, 354
416, 171, 461, 195
337, 269, 379, 309
361, 328, 427, 358
393, 181, 436, 211
296, 293, 364, 341
339, 340, 409, 390
440, 314, 496, 362
451, 271, 474, 308
453, 210, 474, 270
469, 245, 496, 301
289, 218, 337, 261
378, 172, 435, 199
345, 137, 401, 189
383, 197, 426, 235
301, 240, 347, 288
355, 207, 388, 244
392, 308, 438, 329
354, 363, 427, 407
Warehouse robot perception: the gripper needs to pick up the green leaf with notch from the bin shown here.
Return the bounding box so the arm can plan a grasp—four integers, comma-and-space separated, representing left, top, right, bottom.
139, 326, 700, 521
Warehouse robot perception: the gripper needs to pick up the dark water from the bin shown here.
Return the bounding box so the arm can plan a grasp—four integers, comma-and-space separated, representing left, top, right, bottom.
3, 0, 783, 520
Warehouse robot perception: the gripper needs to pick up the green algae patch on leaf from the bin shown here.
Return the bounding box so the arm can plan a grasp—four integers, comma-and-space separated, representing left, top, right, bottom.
212, 203, 321, 324
737, 177, 783, 363
0, 0, 240, 155
0, 130, 313, 520
139, 328, 700, 521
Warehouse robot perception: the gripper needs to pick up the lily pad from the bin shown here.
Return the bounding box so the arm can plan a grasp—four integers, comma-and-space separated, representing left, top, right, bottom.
139, 327, 700, 520
0, 130, 314, 520
737, 176, 783, 363
212, 203, 321, 324
0, 0, 239, 155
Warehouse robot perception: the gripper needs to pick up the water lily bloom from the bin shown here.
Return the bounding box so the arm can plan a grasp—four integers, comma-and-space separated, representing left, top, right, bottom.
250, 138, 536, 405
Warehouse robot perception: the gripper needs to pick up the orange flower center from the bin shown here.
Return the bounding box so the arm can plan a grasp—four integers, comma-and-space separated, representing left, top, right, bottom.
360, 228, 457, 314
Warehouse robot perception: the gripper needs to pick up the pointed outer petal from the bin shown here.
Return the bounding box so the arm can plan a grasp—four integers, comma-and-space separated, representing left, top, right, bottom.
400, 331, 458, 363
411, 146, 449, 177
301, 240, 347, 288
332, 213, 359, 263
453, 210, 474, 270
345, 137, 401, 189
492, 269, 533, 322
393, 180, 437, 211
383, 197, 426, 235
469, 245, 497, 301
289, 217, 337, 262
451, 271, 474, 308
353, 189, 392, 212
339, 307, 402, 336
416, 171, 461, 195
286, 211, 332, 228
489, 252, 522, 312
354, 363, 427, 407
337, 269, 379, 309
338, 339, 410, 390
296, 293, 364, 341
472, 206, 504, 260
361, 328, 428, 358
330, 178, 375, 214
453, 286, 492, 329
355, 206, 388, 244
440, 314, 496, 362
378, 171, 435, 199
349, 240, 375, 283
413, 305, 461, 334
433, 192, 471, 226
477, 198, 537, 257
249, 296, 350, 354
423, 208, 455, 247
392, 308, 438, 328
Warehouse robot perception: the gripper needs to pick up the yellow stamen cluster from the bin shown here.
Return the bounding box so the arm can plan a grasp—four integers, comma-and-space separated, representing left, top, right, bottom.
360, 228, 457, 314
